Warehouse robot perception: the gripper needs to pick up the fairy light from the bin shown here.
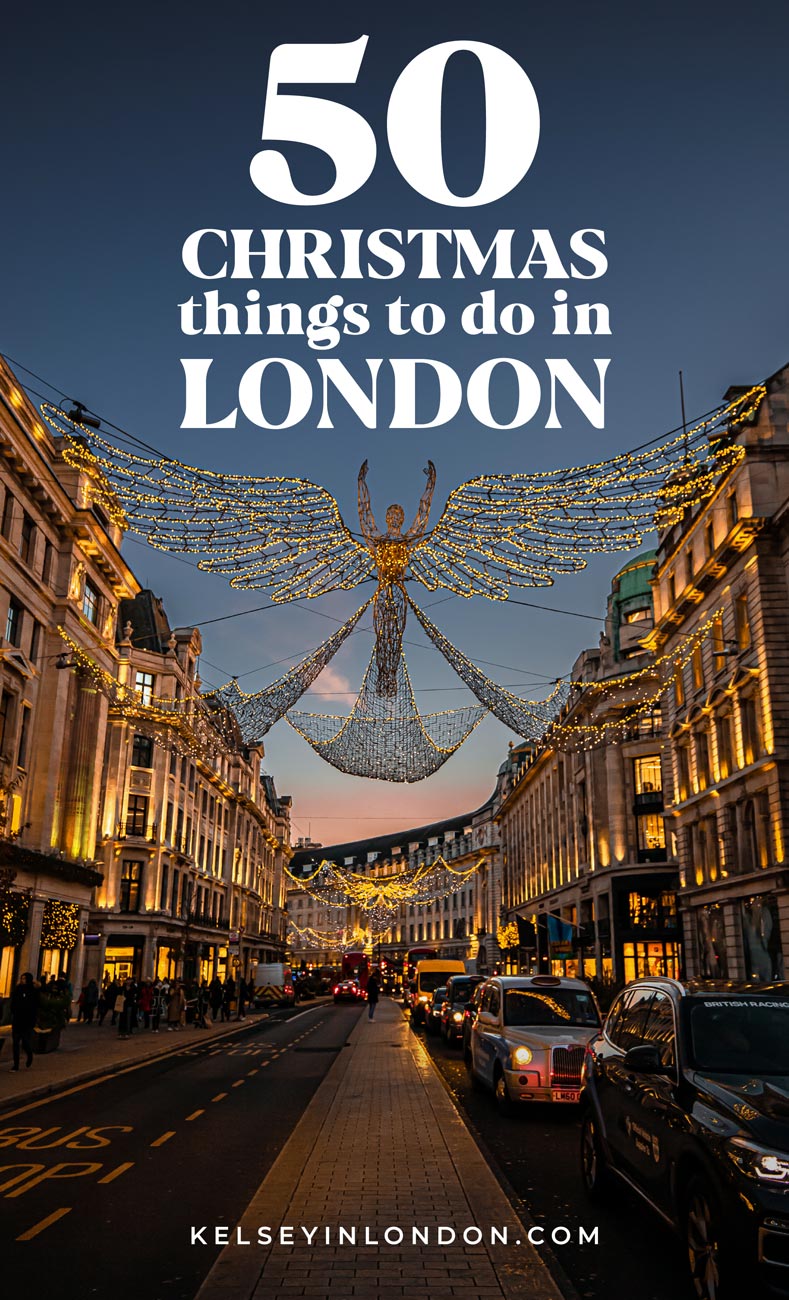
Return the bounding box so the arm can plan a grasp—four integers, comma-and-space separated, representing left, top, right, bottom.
285, 852, 484, 925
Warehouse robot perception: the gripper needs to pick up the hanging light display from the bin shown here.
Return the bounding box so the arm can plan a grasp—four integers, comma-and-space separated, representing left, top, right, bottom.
286, 852, 484, 929
40, 382, 765, 780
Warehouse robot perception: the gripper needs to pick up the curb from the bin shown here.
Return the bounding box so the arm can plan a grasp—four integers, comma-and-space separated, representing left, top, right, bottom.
0, 1000, 330, 1119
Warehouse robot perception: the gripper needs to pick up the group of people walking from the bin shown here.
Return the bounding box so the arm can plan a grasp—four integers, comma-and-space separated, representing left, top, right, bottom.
76, 973, 253, 1037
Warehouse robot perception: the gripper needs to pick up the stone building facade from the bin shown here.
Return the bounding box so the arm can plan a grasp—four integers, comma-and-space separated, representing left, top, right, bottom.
498, 553, 681, 984
289, 774, 508, 975
0, 357, 137, 1002
0, 357, 292, 1009
647, 363, 789, 979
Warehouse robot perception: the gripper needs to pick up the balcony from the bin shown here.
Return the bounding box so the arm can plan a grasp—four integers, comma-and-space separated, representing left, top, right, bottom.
634, 790, 664, 812
188, 908, 230, 931
637, 848, 668, 864
117, 821, 158, 842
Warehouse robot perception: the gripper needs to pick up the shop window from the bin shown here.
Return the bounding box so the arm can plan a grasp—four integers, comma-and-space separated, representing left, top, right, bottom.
131, 733, 154, 768
135, 671, 155, 706
82, 579, 100, 626
622, 941, 681, 984
119, 860, 143, 912
696, 906, 728, 978
741, 896, 784, 980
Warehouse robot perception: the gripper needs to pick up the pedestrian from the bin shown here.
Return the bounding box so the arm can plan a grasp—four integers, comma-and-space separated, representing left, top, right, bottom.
209, 975, 223, 1021
118, 979, 137, 1039
138, 980, 153, 1029
166, 982, 185, 1030
151, 980, 165, 1033
10, 972, 39, 1071
366, 972, 380, 1021
194, 982, 209, 1029
83, 979, 99, 1024
107, 977, 121, 1026
221, 975, 235, 1022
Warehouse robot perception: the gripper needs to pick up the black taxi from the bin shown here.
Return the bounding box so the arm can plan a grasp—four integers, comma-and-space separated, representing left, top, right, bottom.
579, 978, 789, 1299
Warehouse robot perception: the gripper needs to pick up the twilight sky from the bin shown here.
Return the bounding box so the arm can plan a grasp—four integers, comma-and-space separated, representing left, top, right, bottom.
2, 0, 788, 845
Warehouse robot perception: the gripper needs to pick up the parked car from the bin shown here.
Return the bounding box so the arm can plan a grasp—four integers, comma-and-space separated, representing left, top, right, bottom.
441, 975, 485, 1045
580, 977, 789, 1300
462, 981, 488, 1062
333, 979, 366, 1004
425, 986, 448, 1035
468, 974, 600, 1110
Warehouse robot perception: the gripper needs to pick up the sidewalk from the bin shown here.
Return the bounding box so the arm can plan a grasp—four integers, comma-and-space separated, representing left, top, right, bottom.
197, 999, 564, 1300
0, 1007, 286, 1114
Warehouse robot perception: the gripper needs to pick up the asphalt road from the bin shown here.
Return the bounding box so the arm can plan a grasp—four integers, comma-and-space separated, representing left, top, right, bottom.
416, 1015, 694, 1300
1, 1001, 363, 1300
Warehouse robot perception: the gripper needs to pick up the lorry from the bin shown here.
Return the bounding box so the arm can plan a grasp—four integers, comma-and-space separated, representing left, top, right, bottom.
253, 962, 295, 1005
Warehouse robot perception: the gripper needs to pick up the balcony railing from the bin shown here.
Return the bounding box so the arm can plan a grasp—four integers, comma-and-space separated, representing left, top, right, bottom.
634, 791, 664, 811
117, 821, 158, 841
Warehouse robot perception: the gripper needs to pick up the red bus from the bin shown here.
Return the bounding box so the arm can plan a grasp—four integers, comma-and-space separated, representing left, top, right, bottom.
341, 950, 370, 989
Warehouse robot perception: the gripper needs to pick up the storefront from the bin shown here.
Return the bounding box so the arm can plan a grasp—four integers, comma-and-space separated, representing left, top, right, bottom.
103, 934, 145, 981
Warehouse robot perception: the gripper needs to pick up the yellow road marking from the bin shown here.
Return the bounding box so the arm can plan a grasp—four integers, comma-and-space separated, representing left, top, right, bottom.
211, 1092, 227, 1102
260, 1061, 270, 1067
98, 1162, 134, 1184
247, 1069, 258, 1076
17, 1207, 72, 1240
232, 1080, 244, 1088
150, 1131, 175, 1147
185, 1109, 205, 1122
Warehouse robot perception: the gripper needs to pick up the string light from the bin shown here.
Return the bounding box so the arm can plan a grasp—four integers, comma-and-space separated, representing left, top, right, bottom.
40, 900, 80, 949
285, 852, 484, 926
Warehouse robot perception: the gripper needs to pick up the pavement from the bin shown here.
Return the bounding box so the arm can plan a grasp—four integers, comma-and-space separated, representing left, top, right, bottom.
196, 999, 564, 1300
0, 1003, 316, 1114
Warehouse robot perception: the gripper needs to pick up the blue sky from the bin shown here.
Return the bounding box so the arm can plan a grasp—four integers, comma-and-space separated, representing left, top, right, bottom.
2, 1, 788, 843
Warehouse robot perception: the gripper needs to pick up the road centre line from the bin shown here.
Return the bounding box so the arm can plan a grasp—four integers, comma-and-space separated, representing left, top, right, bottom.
150, 1131, 175, 1147
211, 1093, 227, 1102
16, 1207, 72, 1240
232, 1080, 244, 1088
185, 1109, 205, 1121
98, 1162, 134, 1184
247, 1069, 258, 1076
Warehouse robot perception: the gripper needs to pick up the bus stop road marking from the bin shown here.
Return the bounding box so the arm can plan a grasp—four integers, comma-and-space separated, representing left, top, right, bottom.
150, 1131, 175, 1148
98, 1162, 134, 1184
185, 1110, 205, 1122
17, 1207, 72, 1240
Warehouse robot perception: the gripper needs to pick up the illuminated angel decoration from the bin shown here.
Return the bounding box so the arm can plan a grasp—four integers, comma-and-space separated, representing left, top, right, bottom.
43, 383, 764, 775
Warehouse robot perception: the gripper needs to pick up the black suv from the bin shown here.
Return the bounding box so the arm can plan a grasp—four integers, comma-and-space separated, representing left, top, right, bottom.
580, 978, 789, 1299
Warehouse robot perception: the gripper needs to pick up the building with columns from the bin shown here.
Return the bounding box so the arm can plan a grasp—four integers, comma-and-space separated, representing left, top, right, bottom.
0, 356, 292, 1010
88, 590, 291, 987
0, 357, 137, 1003
647, 362, 789, 980
498, 553, 680, 985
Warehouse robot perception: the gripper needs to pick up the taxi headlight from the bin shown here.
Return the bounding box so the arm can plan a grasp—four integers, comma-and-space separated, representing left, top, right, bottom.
418, 995, 429, 1003
728, 1138, 789, 1183
512, 1045, 533, 1067
453, 1012, 464, 1022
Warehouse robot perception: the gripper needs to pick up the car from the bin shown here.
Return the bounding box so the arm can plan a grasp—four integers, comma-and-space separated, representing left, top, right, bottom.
468, 974, 601, 1110
441, 974, 485, 1045
425, 985, 448, 1035
462, 982, 488, 1062
333, 979, 366, 1004
579, 978, 789, 1300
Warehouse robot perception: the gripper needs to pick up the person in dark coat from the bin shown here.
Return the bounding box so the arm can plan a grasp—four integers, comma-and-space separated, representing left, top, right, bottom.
11, 972, 39, 1070
209, 976, 223, 1021
366, 972, 380, 1021
83, 979, 99, 1024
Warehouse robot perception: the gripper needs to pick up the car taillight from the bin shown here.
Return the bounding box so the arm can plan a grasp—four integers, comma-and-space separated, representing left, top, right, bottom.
333, 986, 339, 994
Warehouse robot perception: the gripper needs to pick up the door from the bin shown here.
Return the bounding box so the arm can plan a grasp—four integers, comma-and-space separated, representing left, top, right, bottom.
624, 989, 682, 1212
597, 986, 657, 1177
472, 983, 502, 1084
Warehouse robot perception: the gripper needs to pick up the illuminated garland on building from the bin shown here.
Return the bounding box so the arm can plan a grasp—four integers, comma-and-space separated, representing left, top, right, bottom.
287, 920, 391, 949
0, 892, 29, 947
497, 921, 520, 950
287, 649, 487, 781
40, 900, 80, 950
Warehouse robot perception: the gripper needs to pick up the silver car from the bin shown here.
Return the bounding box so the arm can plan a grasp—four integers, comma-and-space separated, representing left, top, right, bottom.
468, 975, 601, 1110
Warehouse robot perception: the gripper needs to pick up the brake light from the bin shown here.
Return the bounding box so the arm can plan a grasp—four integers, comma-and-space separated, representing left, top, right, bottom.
333, 986, 339, 994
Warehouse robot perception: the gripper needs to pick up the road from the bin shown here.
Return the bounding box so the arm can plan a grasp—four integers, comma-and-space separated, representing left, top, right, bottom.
1, 1000, 362, 1300
416, 1013, 694, 1300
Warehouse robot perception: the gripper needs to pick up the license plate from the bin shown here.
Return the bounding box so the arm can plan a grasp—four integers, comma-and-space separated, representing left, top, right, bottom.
552, 1089, 580, 1103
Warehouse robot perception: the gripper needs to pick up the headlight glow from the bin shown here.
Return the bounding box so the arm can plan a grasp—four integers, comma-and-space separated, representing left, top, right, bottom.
512, 1045, 533, 1066
453, 1011, 463, 1022
728, 1138, 789, 1183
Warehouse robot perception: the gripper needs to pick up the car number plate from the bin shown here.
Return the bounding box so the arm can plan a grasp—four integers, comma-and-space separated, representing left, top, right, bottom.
552, 1089, 580, 1103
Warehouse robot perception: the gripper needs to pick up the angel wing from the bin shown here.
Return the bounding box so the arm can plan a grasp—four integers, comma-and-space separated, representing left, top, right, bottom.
409, 386, 764, 598
46, 408, 374, 600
